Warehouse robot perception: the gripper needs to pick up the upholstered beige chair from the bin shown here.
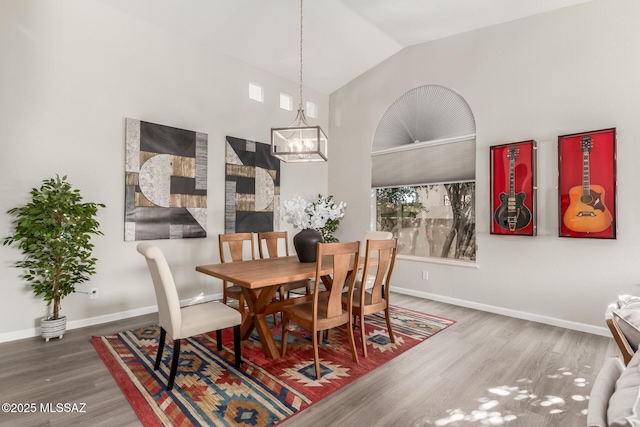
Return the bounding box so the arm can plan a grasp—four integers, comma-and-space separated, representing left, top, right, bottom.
281, 241, 360, 379
343, 238, 398, 357
137, 243, 242, 390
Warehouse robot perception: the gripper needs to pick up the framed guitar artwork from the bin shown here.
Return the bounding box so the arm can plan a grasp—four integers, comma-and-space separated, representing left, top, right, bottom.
558, 128, 616, 239
490, 140, 537, 236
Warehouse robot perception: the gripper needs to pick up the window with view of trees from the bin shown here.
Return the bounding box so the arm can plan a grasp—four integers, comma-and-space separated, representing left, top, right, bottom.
375, 183, 475, 262
371, 85, 476, 263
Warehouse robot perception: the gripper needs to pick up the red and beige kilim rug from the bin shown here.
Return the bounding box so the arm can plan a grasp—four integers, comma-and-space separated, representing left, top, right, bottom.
92, 305, 455, 427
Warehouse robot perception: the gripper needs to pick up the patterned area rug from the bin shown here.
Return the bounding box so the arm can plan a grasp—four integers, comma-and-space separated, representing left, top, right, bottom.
92, 305, 454, 426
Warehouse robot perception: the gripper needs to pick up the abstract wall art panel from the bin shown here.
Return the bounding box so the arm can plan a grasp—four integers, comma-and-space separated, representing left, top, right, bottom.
124, 118, 207, 241
225, 136, 280, 233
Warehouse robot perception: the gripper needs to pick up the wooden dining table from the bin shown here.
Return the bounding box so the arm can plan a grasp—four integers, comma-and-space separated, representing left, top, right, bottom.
196, 255, 363, 359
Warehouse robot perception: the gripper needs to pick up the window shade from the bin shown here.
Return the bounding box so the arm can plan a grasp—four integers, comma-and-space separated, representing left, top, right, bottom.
371, 85, 476, 187
372, 135, 476, 187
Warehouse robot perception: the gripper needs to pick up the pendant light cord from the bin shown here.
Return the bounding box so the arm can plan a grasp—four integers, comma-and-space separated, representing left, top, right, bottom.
299, 0, 304, 112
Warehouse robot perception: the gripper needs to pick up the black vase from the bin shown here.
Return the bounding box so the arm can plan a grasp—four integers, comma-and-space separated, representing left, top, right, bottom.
293, 228, 324, 262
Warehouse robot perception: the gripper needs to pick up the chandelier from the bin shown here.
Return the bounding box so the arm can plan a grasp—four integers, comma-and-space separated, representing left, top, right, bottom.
270, 0, 328, 163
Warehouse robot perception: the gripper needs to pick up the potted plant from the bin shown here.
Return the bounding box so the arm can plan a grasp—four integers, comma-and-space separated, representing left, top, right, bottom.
3, 175, 105, 341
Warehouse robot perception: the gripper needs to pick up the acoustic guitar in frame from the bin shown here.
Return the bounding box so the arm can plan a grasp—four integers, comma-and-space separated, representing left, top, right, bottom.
494, 148, 532, 232
562, 136, 612, 233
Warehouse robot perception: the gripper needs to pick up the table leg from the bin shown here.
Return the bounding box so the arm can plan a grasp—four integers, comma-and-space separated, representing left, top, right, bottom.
321, 275, 334, 290
240, 286, 281, 359
239, 285, 331, 360
253, 314, 280, 359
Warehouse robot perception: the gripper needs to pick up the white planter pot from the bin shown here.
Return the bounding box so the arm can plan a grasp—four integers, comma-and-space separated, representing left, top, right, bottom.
41, 316, 67, 342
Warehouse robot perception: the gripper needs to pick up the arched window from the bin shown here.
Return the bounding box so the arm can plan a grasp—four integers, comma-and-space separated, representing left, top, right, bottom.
372, 85, 476, 262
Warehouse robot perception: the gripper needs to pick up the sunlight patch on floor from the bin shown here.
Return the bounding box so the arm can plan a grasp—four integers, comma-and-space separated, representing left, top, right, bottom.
412, 366, 593, 426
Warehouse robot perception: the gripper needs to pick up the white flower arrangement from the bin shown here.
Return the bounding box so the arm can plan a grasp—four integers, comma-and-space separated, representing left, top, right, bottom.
282, 194, 346, 242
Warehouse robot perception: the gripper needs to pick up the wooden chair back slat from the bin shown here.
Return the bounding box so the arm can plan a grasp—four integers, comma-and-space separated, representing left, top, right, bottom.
363, 240, 396, 305
219, 232, 255, 263
257, 231, 290, 259
316, 242, 359, 320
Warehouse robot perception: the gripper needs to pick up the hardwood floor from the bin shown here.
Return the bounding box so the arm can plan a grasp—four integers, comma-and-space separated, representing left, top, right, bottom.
0, 294, 617, 426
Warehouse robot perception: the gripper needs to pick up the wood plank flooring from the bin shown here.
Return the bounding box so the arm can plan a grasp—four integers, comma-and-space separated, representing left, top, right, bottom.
0, 294, 617, 426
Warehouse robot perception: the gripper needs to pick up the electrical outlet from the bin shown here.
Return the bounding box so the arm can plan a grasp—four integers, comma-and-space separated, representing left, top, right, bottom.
422, 271, 429, 280
90, 288, 99, 299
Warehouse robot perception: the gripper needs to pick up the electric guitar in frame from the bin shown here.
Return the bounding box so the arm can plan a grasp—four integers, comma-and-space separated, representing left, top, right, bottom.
562, 136, 613, 233
494, 148, 532, 232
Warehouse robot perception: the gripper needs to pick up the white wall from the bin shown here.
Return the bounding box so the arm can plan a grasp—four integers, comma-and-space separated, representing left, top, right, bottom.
329, 0, 640, 334
0, 0, 328, 341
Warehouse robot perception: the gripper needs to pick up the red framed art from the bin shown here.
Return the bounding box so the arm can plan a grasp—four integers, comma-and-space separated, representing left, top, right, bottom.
490, 140, 537, 236
558, 128, 616, 239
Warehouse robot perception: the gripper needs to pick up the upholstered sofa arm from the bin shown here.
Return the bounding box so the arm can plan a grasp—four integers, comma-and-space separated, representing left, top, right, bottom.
588, 357, 625, 427
589, 349, 640, 426
606, 296, 640, 366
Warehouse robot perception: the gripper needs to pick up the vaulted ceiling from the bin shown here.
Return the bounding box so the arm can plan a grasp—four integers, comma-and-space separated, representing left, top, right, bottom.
97, 0, 593, 94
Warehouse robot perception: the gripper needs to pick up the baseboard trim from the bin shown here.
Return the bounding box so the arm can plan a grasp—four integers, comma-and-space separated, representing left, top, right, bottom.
0, 293, 223, 344
1, 289, 609, 343
393, 287, 610, 337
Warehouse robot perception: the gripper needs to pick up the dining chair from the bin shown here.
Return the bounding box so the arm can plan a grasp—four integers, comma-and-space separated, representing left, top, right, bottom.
343, 238, 398, 357
281, 241, 360, 379
358, 230, 393, 290
360, 230, 393, 254
218, 232, 256, 316
257, 231, 311, 300
137, 243, 242, 390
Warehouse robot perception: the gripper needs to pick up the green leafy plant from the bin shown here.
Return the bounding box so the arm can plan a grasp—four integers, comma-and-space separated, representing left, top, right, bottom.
3, 175, 105, 320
